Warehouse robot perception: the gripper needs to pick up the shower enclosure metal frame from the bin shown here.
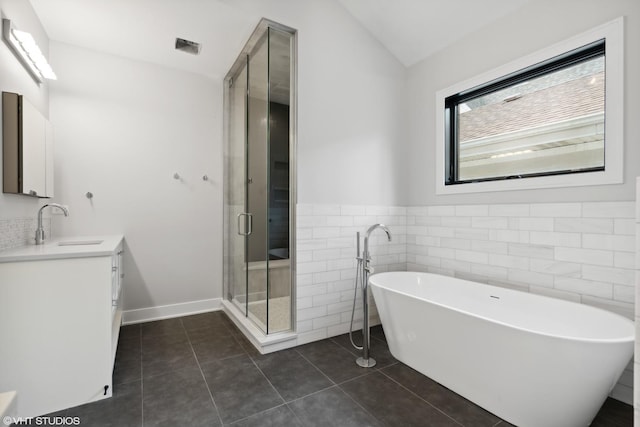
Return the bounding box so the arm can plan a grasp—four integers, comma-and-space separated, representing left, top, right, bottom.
222, 18, 297, 341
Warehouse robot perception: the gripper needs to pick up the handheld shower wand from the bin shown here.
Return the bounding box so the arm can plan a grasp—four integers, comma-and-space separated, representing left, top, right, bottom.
349, 232, 364, 351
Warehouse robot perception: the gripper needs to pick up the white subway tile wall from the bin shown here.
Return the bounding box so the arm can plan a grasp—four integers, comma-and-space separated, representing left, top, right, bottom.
296, 204, 407, 346
410, 201, 636, 404
298, 201, 635, 319
299, 200, 636, 404
407, 201, 635, 314
0, 217, 51, 251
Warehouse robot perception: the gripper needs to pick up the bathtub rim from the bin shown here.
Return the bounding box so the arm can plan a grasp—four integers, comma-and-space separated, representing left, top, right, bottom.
369, 271, 635, 345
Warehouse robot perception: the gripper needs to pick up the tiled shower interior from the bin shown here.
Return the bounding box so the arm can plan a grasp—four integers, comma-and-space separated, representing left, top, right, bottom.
296, 200, 636, 403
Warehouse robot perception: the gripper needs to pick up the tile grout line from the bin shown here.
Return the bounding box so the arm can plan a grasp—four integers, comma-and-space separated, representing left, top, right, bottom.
110, 313, 630, 426
246, 352, 290, 414
281, 339, 381, 405
282, 381, 382, 427
376, 367, 465, 427
332, 370, 393, 425
328, 331, 388, 358
184, 314, 282, 423
284, 383, 338, 406
295, 350, 351, 392
180, 318, 225, 427
291, 343, 389, 424
191, 312, 298, 424
136, 326, 144, 427
282, 401, 309, 427
295, 338, 396, 388
225, 403, 299, 426
137, 325, 144, 427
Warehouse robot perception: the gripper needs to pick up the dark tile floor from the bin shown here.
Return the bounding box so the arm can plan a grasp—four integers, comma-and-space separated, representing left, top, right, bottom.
43, 311, 631, 426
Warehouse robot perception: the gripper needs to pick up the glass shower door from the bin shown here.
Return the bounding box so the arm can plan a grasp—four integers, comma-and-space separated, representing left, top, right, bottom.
266, 28, 292, 333
227, 57, 248, 315
246, 34, 270, 332
224, 19, 296, 336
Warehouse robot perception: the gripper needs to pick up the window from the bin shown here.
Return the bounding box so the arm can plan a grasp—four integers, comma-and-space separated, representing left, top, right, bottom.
446, 41, 604, 184
435, 18, 623, 194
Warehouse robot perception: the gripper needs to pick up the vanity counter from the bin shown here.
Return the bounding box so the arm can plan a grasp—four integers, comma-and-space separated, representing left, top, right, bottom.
0, 235, 123, 263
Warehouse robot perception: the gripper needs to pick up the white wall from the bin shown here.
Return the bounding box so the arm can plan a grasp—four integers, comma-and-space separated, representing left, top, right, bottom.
0, 0, 51, 222
229, 0, 407, 206
4, 0, 638, 411
404, 0, 640, 206
49, 42, 222, 311
294, 1, 407, 206
398, 0, 639, 408
46, 0, 406, 313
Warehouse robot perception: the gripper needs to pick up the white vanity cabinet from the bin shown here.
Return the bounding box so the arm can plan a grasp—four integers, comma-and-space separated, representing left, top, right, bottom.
0, 236, 124, 418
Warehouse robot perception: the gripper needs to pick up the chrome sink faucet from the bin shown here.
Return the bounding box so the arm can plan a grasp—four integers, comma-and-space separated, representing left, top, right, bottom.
35, 203, 69, 245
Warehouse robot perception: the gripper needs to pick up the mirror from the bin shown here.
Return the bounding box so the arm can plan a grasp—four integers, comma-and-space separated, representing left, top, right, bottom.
2, 91, 54, 197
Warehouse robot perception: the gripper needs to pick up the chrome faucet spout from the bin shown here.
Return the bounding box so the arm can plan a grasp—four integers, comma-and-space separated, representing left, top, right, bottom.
35, 203, 69, 245
366, 223, 391, 241
363, 223, 392, 261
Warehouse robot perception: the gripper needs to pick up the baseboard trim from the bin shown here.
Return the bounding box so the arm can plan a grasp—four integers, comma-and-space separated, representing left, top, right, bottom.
122, 298, 222, 325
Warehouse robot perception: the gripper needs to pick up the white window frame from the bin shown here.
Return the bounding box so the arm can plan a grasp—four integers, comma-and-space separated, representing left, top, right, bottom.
435, 17, 624, 195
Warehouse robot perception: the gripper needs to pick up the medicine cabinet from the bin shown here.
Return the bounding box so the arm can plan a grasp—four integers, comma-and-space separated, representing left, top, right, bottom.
2, 91, 54, 198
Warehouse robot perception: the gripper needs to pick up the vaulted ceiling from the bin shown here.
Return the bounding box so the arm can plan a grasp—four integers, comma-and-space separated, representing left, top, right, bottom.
29, 0, 530, 78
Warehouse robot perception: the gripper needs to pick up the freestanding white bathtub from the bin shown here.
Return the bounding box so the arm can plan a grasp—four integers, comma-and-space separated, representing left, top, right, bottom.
369, 271, 634, 427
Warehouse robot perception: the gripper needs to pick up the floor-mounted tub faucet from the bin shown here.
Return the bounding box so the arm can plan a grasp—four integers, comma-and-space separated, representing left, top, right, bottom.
356, 223, 392, 368
363, 223, 392, 272
35, 203, 69, 245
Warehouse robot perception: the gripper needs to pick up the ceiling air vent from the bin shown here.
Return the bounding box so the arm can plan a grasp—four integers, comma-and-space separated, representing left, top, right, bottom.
175, 38, 201, 55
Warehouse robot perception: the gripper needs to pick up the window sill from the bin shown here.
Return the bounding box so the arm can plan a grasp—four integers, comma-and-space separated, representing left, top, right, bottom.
436, 169, 623, 195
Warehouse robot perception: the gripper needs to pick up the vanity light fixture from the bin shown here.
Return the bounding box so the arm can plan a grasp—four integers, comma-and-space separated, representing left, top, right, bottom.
2, 18, 56, 83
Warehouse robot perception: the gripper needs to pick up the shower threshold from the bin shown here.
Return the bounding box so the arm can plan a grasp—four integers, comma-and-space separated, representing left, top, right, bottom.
222, 299, 297, 354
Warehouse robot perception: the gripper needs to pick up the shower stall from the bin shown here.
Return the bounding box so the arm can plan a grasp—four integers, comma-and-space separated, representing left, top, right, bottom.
223, 19, 296, 343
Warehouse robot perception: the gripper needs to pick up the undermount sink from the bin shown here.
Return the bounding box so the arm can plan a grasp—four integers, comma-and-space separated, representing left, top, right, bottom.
57, 240, 104, 246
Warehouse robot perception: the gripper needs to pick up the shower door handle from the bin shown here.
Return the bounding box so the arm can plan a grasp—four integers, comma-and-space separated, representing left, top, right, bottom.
237, 213, 253, 236
246, 213, 252, 235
